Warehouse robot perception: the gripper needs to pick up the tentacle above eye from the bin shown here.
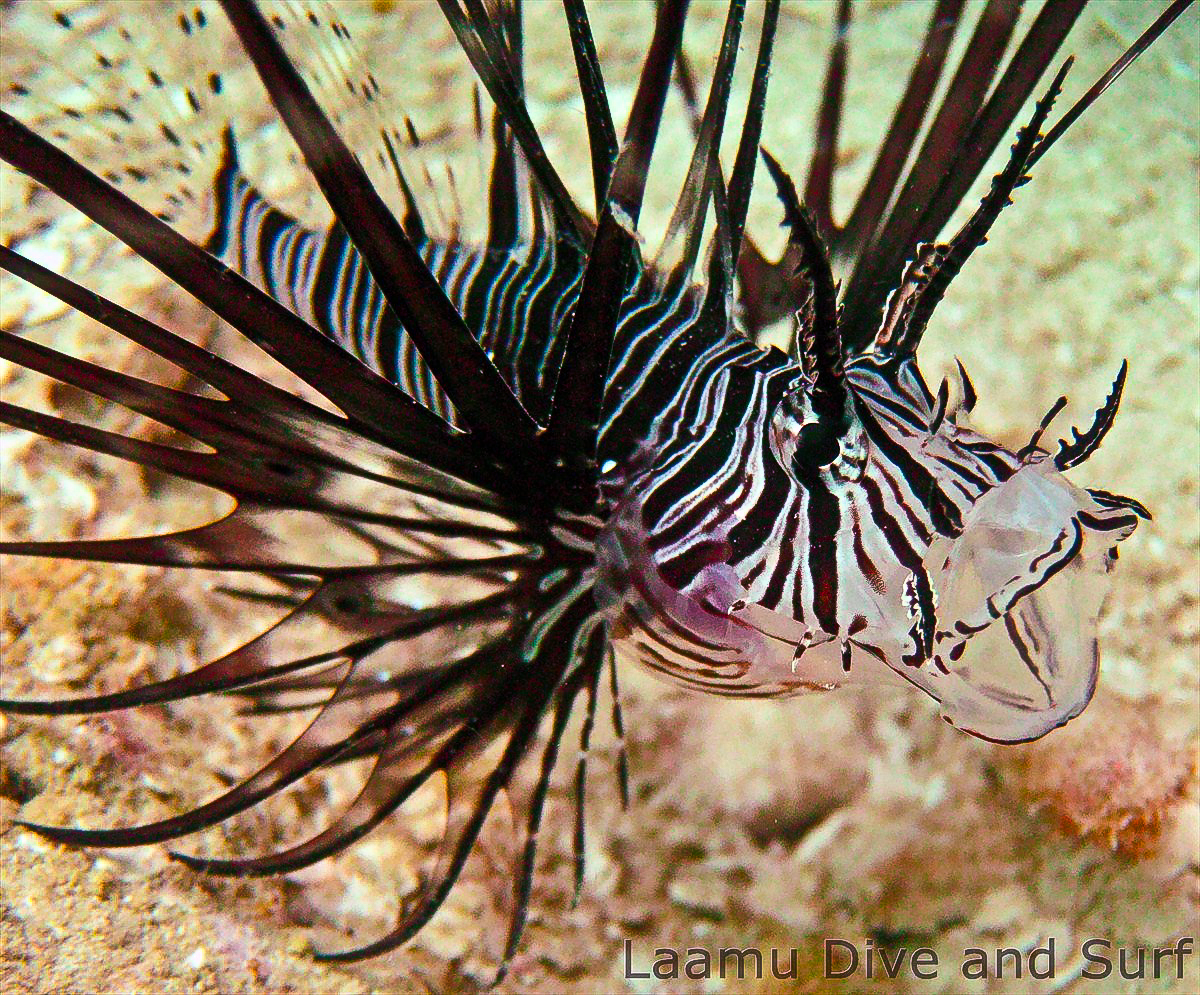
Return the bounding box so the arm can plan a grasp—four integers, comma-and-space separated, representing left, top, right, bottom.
1054, 361, 1128, 470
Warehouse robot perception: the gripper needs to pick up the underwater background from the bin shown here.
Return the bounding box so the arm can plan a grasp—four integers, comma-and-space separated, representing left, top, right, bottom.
1, 2, 1197, 992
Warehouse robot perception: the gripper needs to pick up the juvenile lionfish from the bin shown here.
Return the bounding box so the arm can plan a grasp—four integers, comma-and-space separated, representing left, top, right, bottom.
1, 0, 1194, 981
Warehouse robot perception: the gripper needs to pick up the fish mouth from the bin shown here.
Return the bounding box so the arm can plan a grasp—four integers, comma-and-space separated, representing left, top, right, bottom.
919, 522, 1105, 743
907, 461, 1141, 743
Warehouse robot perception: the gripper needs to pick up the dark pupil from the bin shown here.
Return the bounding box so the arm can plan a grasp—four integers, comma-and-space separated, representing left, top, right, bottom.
792, 420, 841, 475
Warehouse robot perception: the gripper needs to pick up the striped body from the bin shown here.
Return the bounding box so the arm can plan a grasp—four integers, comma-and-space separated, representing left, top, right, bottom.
212, 152, 1137, 740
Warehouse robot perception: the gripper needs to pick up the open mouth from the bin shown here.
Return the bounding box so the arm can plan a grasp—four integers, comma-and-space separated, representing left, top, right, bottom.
908, 461, 1142, 742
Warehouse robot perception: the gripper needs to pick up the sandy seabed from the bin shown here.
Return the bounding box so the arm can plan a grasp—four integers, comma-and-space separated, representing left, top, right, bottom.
1, 2, 1197, 993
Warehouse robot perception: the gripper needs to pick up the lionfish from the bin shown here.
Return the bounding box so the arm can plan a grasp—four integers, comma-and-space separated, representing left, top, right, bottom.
0, 0, 1193, 980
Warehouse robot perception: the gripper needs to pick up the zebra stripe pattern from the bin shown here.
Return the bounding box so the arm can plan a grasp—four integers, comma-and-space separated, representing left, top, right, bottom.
210, 122, 1145, 733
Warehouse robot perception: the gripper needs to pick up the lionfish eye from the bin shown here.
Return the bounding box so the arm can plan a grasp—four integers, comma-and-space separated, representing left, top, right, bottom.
792, 419, 841, 471
769, 386, 850, 484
